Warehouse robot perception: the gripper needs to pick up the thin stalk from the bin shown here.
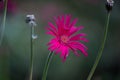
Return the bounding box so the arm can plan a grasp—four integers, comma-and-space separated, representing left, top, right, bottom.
29, 26, 34, 80
87, 13, 111, 80
0, 0, 8, 46
42, 51, 54, 80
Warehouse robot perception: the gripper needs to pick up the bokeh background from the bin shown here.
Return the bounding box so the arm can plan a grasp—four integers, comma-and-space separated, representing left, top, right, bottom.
0, 0, 120, 80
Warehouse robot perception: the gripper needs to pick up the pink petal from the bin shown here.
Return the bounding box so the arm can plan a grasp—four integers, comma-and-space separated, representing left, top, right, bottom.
48, 41, 60, 51
74, 45, 88, 56
69, 26, 84, 36
68, 42, 88, 56
47, 32, 56, 36
80, 38, 89, 42
69, 33, 87, 41
65, 15, 71, 26
67, 44, 80, 56
47, 38, 58, 45
69, 41, 88, 49
70, 18, 78, 27
60, 46, 69, 62
48, 22, 57, 32
54, 17, 59, 27
61, 15, 65, 24
46, 27, 57, 36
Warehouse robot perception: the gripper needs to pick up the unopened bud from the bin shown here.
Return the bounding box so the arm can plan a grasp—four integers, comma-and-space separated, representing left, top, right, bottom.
105, 0, 114, 12
26, 15, 36, 26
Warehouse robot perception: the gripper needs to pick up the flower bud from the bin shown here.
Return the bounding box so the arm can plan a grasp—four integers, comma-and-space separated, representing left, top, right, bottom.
26, 15, 36, 26
105, 0, 114, 12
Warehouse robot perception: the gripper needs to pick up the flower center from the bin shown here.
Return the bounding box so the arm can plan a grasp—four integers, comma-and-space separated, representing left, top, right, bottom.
61, 35, 69, 43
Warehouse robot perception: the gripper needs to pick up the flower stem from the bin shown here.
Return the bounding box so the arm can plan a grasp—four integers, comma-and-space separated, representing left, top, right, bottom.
42, 51, 54, 80
87, 13, 111, 80
0, 0, 8, 46
29, 25, 34, 80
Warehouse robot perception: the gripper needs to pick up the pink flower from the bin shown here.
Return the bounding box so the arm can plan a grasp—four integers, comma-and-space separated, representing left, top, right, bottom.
0, 0, 16, 14
47, 15, 88, 62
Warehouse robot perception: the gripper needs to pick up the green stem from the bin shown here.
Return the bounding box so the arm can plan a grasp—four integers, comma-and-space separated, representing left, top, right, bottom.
0, 0, 8, 46
87, 13, 111, 80
29, 26, 34, 80
42, 51, 54, 80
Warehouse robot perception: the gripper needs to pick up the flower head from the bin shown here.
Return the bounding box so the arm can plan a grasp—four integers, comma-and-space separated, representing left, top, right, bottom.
47, 15, 88, 62
26, 14, 37, 26
106, 0, 114, 12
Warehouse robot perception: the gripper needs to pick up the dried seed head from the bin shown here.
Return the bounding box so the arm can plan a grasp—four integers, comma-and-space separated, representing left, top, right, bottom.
26, 14, 36, 26
107, 0, 114, 6
106, 0, 114, 12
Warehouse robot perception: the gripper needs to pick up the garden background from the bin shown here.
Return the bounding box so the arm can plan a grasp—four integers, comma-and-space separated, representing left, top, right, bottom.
0, 0, 120, 80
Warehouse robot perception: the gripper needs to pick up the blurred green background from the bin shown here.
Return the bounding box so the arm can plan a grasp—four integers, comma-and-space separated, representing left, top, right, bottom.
0, 0, 120, 80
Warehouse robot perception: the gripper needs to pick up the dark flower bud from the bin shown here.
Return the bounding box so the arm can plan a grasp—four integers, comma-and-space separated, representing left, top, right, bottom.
105, 0, 114, 12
